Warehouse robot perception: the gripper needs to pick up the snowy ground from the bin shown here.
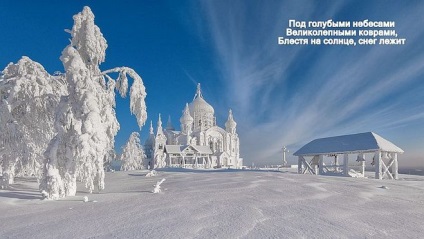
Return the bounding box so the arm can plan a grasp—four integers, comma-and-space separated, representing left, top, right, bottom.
1, 169, 424, 238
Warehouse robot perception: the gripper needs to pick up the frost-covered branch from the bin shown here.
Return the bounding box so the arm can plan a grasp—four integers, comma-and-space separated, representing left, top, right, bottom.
101, 67, 147, 128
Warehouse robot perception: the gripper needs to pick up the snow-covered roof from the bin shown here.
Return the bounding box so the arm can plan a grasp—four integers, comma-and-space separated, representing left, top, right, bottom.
165, 145, 185, 154
293, 132, 404, 156
191, 145, 213, 154
165, 145, 213, 154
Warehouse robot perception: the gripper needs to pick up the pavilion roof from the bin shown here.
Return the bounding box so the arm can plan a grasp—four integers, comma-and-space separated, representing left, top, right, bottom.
293, 132, 404, 156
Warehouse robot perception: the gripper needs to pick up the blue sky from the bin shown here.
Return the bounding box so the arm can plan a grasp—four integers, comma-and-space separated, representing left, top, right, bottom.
1, 1, 423, 168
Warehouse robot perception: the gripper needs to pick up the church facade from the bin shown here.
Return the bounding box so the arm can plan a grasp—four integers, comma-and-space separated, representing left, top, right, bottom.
144, 84, 243, 169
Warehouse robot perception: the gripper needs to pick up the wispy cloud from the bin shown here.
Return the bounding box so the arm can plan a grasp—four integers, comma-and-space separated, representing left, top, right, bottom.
197, 1, 424, 167
182, 68, 199, 87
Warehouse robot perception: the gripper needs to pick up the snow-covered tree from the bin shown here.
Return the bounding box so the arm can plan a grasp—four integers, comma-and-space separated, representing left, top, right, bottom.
120, 132, 145, 171
0, 57, 66, 187
40, 6, 147, 199
0, 101, 23, 187
104, 149, 117, 172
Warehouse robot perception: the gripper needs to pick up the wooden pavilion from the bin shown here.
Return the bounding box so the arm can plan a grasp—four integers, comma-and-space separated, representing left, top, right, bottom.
293, 132, 404, 179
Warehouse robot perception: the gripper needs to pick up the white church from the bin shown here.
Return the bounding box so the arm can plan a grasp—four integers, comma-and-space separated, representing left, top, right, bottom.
144, 84, 243, 169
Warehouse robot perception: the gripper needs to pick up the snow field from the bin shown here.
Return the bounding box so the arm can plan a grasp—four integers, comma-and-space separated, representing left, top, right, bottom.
1, 169, 424, 238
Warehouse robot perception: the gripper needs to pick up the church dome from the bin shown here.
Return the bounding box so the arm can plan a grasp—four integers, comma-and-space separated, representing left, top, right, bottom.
189, 96, 214, 116
188, 83, 214, 116
180, 103, 194, 125
188, 83, 216, 131
225, 109, 237, 131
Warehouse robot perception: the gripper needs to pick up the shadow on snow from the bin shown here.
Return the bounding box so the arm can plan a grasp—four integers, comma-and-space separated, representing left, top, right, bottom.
154, 167, 296, 174
0, 190, 42, 200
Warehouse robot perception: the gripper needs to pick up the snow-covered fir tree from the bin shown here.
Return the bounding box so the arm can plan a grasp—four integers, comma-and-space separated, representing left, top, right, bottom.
120, 132, 145, 171
0, 101, 23, 188
0, 57, 66, 187
104, 149, 117, 172
40, 6, 147, 199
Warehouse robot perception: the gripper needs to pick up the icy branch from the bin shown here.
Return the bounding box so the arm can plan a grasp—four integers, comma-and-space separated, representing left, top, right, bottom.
101, 67, 147, 128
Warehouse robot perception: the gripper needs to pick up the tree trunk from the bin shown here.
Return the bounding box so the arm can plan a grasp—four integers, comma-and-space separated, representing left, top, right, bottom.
64, 172, 77, 196
2, 157, 17, 187
40, 165, 65, 200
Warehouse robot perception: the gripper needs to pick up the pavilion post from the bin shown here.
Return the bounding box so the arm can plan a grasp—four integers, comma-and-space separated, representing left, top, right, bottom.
343, 154, 349, 176
298, 156, 302, 174
334, 155, 339, 172
359, 153, 365, 177
318, 155, 324, 175
375, 151, 382, 179
392, 153, 399, 180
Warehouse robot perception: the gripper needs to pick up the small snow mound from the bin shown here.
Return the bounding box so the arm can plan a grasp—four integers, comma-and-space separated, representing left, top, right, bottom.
83, 196, 89, 202
348, 169, 364, 178
379, 186, 389, 190
153, 178, 166, 194
41, 190, 49, 199
146, 170, 158, 177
